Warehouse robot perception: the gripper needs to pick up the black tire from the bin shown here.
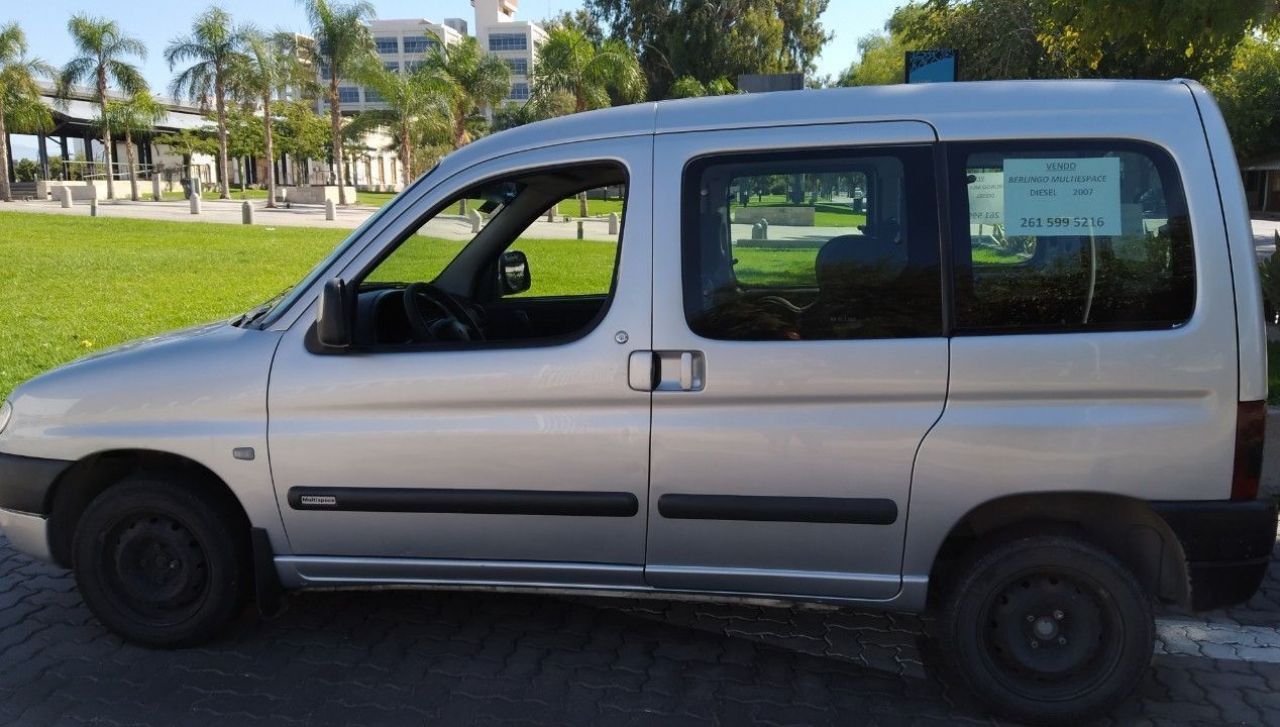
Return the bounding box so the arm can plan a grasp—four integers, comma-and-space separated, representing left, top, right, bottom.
72, 477, 250, 648
937, 533, 1154, 726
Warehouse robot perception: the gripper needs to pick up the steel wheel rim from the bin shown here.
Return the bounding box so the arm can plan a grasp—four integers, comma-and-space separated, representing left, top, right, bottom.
102, 511, 210, 626
976, 566, 1126, 702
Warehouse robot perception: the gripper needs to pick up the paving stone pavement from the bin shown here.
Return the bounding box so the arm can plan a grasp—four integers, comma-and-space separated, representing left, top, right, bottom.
1, 530, 1279, 726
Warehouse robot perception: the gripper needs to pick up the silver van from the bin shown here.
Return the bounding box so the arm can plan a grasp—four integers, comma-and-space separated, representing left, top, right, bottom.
0, 80, 1273, 724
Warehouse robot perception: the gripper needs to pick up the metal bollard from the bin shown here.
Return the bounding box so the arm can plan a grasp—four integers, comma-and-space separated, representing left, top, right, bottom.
546, 203, 557, 223
242, 200, 254, 225
577, 220, 584, 240
608, 212, 619, 235
60, 187, 73, 208
467, 208, 482, 233
325, 199, 336, 221
90, 197, 98, 217
190, 194, 201, 215
151, 176, 161, 202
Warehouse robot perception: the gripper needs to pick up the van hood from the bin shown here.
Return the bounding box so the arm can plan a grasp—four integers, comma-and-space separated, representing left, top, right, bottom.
1, 321, 284, 460
64, 320, 232, 367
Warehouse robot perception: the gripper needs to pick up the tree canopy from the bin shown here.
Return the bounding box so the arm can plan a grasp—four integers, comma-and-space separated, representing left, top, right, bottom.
0, 22, 55, 202
531, 26, 646, 113
585, 0, 830, 99
58, 14, 147, 200
165, 6, 250, 199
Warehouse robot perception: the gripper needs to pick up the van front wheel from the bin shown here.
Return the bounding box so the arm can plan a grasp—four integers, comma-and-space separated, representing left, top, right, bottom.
72, 478, 249, 647
937, 534, 1153, 725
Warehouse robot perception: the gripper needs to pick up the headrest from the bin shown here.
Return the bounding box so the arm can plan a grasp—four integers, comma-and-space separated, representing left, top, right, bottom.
814, 233, 909, 287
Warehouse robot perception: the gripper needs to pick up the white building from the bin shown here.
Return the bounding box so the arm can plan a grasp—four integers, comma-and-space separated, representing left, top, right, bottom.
309, 1, 545, 191
319, 1, 544, 113
472, 0, 547, 105
321, 18, 467, 114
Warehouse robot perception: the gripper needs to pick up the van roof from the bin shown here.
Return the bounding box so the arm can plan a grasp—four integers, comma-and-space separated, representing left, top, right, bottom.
445, 79, 1200, 171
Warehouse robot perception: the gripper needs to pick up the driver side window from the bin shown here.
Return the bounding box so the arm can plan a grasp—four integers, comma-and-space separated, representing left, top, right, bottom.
353, 163, 627, 348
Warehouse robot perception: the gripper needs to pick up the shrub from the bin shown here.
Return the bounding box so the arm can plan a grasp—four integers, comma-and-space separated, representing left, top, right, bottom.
1258, 231, 1280, 324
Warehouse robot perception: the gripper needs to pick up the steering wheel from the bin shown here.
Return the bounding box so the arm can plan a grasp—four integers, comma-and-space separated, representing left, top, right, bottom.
402, 283, 486, 342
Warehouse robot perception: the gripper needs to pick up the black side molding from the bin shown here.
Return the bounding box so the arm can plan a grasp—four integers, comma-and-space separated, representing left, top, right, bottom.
658, 494, 898, 525
288, 487, 639, 517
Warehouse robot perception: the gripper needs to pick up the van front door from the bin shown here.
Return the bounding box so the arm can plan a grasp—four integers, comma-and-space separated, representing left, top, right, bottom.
266, 139, 653, 588
645, 123, 946, 601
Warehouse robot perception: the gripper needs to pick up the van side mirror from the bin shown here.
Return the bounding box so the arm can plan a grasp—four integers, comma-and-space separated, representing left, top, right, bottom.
316, 278, 353, 348
499, 250, 531, 295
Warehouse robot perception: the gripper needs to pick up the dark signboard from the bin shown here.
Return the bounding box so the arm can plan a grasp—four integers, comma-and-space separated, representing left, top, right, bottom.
905, 49, 958, 83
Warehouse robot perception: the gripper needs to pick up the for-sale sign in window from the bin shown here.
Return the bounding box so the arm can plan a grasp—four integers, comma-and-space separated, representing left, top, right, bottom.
1003, 157, 1122, 236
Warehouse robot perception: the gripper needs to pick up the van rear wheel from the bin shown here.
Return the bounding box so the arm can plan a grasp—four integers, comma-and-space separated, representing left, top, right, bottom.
937, 534, 1153, 725
72, 478, 249, 647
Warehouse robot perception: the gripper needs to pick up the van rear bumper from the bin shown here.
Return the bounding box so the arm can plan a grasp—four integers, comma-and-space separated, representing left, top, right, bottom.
1151, 500, 1277, 611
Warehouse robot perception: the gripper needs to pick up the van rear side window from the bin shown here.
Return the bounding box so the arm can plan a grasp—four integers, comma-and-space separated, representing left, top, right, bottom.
682, 146, 942, 341
949, 141, 1195, 334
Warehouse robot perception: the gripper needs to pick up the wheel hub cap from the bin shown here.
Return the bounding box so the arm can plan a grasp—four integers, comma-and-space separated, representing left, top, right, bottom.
109, 515, 208, 615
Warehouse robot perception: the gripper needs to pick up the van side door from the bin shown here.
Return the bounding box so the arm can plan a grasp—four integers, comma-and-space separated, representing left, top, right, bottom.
645, 122, 946, 600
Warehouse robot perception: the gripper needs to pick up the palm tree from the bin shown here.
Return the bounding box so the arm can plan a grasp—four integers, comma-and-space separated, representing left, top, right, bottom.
58, 15, 146, 200
0, 23, 55, 202
530, 27, 645, 215
101, 89, 165, 201
165, 7, 249, 200
531, 27, 646, 114
422, 36, 511, 148
350, 59, 452, 188
232, 30, 310, 207
299, 0, 376, 206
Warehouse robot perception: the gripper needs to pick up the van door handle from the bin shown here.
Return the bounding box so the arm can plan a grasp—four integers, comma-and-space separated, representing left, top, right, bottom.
628, 351, 656, 391
655, 351, 705, 392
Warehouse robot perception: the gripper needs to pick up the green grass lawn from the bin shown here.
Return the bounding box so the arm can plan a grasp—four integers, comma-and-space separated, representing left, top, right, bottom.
0, 212, 348, 398
0, 211, 625, 397
369, 235, 619, 298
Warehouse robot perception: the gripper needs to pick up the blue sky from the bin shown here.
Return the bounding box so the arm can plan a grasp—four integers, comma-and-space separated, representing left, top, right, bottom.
6, 0, 903, 93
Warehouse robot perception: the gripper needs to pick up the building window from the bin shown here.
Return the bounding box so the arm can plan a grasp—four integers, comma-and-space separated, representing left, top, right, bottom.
384, 61, 399, 73
489, 33, 527, 51
949, 140, 1195, 334
338, 86, 361, 103
405, 60, 427, 73
318, 63, 331, 80
505, 58, 528, 76
365, 88, 385, 103
508, 82, 530, 100
403, 37, 438, 54
682, 147, 942, 341
375, 37, 399, 54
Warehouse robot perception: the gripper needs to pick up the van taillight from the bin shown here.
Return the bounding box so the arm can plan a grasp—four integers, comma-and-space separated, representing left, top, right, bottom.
1232, 401, 1267, 501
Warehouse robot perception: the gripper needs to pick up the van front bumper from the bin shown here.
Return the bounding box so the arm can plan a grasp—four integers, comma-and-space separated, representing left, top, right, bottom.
0, 508, 52, 563
0, 451, 68, 564
0, 451, 71, 516
1152, 500, 1278, 611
